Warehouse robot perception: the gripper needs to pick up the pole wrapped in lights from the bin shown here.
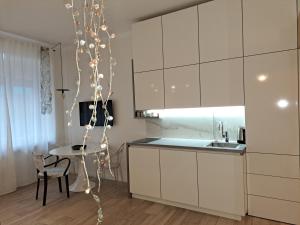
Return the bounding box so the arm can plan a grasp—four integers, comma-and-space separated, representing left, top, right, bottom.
64, 0, 116, 223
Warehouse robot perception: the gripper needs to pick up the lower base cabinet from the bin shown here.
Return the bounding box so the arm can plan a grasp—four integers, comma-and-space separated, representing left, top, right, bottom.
160, 149, 198, 207
128, 146, 160, 198
197, 152, 246, 216
128, 146, 246, 220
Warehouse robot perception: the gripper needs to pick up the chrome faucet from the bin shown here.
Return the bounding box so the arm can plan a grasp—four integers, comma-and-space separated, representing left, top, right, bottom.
218, 121, 229, 143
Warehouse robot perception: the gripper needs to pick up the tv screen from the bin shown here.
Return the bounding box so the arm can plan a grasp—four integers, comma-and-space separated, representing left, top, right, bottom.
79, 100, 113, 127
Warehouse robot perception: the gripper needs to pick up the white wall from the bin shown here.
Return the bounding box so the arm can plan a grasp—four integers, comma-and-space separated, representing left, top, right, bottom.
62, 32, 146, 182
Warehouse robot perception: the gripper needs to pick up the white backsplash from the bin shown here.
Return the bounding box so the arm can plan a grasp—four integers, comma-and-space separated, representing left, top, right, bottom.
145, 107, 245, 141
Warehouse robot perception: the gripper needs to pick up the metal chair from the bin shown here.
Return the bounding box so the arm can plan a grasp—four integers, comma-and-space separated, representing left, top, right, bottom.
32, 153, 71, 206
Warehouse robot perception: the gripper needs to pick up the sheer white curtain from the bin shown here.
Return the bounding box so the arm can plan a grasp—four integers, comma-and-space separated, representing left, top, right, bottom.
0, 38, 55, 195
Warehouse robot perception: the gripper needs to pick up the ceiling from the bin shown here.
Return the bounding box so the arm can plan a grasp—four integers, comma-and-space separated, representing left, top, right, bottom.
0, 0, 208, 45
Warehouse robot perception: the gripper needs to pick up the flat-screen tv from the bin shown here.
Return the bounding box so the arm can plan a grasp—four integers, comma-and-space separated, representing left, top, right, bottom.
79, 100, 114, 127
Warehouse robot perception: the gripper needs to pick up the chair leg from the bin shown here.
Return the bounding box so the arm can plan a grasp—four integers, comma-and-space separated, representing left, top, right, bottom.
43, 172, 48, 206
58, 177, 62, 193
65, 175, 70, 198
119, 167, 123, 183
36, 178, 40, 200
114, 168, 118, 182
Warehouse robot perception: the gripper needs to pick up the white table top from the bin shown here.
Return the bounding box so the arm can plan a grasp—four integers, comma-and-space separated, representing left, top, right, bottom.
49, 145, 101, 156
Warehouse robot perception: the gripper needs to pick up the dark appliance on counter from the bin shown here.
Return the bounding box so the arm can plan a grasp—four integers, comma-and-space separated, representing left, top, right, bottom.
237, 127, 246, 144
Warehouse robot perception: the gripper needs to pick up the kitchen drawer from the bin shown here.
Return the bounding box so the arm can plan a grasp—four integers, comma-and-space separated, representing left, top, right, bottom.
247, 153, 300, 179
248, 174, 300, 202
248, 195, 300, 224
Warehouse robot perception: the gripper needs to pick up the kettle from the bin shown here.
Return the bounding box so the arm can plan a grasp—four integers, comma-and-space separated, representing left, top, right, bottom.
237, 127, 246, 144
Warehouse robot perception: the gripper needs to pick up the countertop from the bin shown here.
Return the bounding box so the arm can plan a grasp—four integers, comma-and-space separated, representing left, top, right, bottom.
127, 138, 246, 155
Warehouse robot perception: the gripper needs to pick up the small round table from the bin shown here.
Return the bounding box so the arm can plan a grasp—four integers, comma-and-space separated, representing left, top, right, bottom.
50, 145, 101, 192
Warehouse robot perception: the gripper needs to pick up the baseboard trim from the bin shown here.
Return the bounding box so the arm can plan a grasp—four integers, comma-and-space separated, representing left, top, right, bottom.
132, 194, 244, 221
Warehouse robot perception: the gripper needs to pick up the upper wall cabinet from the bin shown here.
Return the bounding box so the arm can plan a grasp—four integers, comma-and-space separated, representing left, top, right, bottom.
244, 50, 299, 155
243, 0, 297, 56
164, 65, 200, 109
198, 0, 243, 62
132, 17, 163, 72
201, 58, 244, 107
162, 7, 199, 68
134, 70, 164, 110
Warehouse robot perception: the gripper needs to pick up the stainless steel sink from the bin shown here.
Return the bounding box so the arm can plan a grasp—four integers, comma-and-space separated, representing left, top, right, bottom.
206, 142, 240, 149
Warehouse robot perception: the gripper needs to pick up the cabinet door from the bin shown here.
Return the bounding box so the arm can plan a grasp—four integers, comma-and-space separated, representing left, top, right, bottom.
164, 65, 200, 108
160, 149, 198, 207
198, 0, 243, 62
244, 50, 299, 155
197, 152, 245, 216
162, 6, 199, 68
129, 147, 160, 198
132, 17, 163, 72
200, 58, 244, 107
243, 0, 297, 56
134, 70, 164, 110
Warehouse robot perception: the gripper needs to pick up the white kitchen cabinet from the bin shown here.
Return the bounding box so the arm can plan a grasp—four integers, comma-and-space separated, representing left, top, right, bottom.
248, 174, 300, 202
162, 6, 199, 68
200, 58, 244, 107
244, 50, 299, 155
164, 65, 200, 108
128, 146, 161, 198
247, 153, 300, 179
197, 152, 245, 216
248, 195, 300, 225
132, 17, 163, 72
134, 70, 164, 110
198, 0, 243, 62
160, 149, 198, 207
243, 0, 297, 56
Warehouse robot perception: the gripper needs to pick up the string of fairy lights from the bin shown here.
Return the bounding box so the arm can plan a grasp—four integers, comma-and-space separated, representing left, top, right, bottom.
64, 0, 116, 223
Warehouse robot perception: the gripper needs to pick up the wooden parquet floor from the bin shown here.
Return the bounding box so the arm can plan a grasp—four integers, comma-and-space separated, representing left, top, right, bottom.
0, 178, 289, 225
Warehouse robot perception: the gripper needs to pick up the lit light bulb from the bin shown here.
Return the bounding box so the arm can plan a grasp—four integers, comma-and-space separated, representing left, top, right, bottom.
89, 104, 95, 110
80, 40, 86, 46
89, 61, 96, 68
65, 110, 69, 115
101, 25, 107, 31
96, 85, 103, 91
100, 143, 107, 149
90, 83, 96, 88
107, 125, 112, 129
110, 33, 116, 39
89, 43, 95, 49
97, 74, 104, 79
86, 124, 93, 130
85, 187, 91, 194
65, 3, 73, 9
108, 116, 113, 121
100, 44, 106, 49
67, 122, 72, 127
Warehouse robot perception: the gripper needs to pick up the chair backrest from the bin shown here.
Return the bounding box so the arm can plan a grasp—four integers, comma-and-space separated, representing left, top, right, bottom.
32, 152, 45, 172
113, 143, 126, 164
